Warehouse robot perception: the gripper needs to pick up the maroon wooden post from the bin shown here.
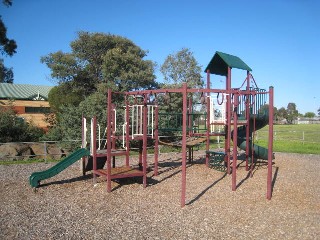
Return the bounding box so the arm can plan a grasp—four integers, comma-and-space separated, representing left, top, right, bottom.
206, 96, 210, 167
154, 105, 159, 176
245, 71, 250, 171
188, 98, 192, 137
106, 89, 112, 192
267, 86, 274, 200
250, 93, 256, 178
92, 116, 97, 183
181, 83, 188, 207
142, 94, 148, 188
125, 96, 130, 167
232, 93, 238, 191
206, 69, 210, 166
226, 67, 232, 174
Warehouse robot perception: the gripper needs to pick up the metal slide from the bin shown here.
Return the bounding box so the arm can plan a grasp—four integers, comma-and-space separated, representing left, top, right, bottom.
29, 148, 90, 188
234, 115, 273, 160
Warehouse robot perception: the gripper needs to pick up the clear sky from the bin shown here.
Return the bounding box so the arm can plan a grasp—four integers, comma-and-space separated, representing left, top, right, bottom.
1, 0, 319, 114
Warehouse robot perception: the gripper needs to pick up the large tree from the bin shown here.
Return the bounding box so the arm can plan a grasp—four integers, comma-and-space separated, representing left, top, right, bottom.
160, 48, 203, 112
160, 48, 203, 88
304, 112, 315, 118
286, 102, 299, 124
0, 0, 17, 83
277, 107, 287, 122
41, 32, 157, 97
42, 32, 158, 143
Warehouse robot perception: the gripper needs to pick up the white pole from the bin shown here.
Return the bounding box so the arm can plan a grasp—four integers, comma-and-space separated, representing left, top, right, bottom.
132, 106, 134, 137
97, 123, 101, 150
83, 118, 87, 148
140, 105, 143, 134
113, 109, 117, 133
151, 105, 154, 137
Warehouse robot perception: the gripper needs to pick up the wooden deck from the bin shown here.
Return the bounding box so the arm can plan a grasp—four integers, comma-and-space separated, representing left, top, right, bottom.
93, 167, 144, 180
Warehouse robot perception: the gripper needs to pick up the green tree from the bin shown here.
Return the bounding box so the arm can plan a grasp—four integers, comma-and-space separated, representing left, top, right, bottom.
41, 32, 157, 97
286, 102, 299, 124
0, 58, 13, 83
277, 107, 288, 122
258, 104, 278, 120
160, 48, 203, 112
0, 0, 17, 83
318, 107, 320, 116
44, 90, 108, 149
160, 48, 203, 88
304, 112, 315, 118
42, 32, 158, 144
0, 104, 44, 142
48, 83, 85, 112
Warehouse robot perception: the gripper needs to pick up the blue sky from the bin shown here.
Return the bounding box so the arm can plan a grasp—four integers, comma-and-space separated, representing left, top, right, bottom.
1, 0, 319, 114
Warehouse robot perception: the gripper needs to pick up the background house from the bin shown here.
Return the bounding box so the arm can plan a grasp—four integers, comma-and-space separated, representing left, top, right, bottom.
294, 117, 320, 124
0, 83, 53, 130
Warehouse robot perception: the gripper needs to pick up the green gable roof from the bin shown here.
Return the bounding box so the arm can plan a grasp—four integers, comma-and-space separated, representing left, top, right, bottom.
204, 51, 252, 76
0, 83, 53, 100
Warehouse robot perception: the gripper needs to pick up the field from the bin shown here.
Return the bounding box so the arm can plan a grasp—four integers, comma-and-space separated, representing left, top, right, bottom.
255, 124, 320, 154
184, 123, 320, 155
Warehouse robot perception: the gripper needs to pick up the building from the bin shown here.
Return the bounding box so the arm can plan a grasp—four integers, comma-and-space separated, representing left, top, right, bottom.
0, 83, 54, 130
294, 117, 320, 124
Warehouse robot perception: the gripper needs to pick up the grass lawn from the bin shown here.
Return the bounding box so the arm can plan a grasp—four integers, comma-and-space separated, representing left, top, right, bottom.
254, 124, 320, 154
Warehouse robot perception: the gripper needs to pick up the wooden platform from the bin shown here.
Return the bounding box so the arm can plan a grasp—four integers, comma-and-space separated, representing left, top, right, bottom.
96, 149, 127, 157
159, 137, 207, 148
159, 137, 207, 163
93, 167, 144, 180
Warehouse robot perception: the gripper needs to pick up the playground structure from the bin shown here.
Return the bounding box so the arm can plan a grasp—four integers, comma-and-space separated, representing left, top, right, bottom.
29, 51, 274, 208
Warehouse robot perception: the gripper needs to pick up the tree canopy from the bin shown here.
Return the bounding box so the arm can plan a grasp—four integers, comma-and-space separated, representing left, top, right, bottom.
160, 48, 203, 88
304, 112, 316, 118
42, 32, 159, 144
159, 48, 203, 112
41, 32, 157, 97
0, 0, 17, 83
286, 102, 299, 124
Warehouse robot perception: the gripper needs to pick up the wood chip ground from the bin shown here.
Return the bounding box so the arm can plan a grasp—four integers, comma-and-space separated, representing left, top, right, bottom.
0, 152, 319, 239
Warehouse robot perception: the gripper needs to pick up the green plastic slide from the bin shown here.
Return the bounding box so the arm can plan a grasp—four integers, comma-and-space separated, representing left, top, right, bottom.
234, 115, 274, 160
29, 148, 90, 188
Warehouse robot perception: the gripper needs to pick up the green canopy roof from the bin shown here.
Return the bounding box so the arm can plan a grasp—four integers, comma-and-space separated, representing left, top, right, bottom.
0, 83, 53, 100
204, 51, 252, 76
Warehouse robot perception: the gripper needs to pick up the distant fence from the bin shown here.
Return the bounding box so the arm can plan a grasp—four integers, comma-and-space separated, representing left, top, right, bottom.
256, 131, 320, 144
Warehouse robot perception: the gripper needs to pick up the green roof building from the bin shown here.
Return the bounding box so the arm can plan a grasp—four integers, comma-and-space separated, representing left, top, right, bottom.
0, 83, 53, 100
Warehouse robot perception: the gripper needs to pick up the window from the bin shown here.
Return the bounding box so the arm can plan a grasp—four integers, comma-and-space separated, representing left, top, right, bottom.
25, 107, 51, 114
